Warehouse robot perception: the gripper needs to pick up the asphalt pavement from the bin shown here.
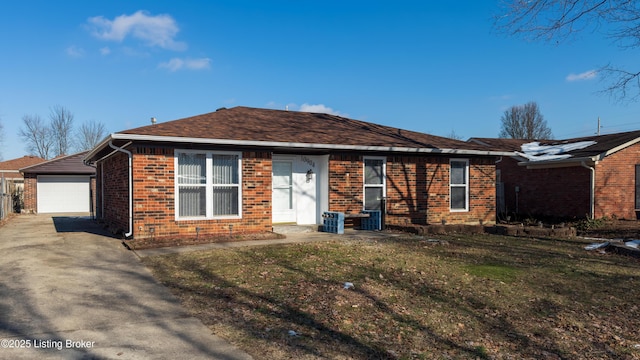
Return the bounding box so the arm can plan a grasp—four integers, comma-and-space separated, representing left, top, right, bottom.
0, 213, 253, 360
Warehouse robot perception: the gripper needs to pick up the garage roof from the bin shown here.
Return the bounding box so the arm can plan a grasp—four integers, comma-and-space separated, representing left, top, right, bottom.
20, 151, 95, 175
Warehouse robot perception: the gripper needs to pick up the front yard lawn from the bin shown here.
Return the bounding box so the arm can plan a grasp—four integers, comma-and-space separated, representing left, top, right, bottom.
143, 233, 640, 359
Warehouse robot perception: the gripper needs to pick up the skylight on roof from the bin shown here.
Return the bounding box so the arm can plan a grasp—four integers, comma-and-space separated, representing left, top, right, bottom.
516, 141, 596, 161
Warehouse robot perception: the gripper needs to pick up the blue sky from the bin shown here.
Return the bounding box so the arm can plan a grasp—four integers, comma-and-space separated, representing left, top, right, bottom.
1, 1, 640, 160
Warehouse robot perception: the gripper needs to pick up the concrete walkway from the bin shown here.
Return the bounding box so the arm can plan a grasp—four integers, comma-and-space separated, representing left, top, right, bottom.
0, 214, 253, 360
133, 226, 400, 258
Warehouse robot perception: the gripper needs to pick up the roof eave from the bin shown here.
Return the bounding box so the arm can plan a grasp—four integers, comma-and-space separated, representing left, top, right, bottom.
19, 152, 86, 172
86, 133, 513, 158
84, 134, 116, 163
518, 156, 598, 169
597, 136, 640, 160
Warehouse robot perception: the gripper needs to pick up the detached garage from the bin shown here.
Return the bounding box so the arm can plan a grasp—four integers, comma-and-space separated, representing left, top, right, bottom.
21, 152, 96, 214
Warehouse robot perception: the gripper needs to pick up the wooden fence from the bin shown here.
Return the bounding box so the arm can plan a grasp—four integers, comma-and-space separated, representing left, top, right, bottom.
0, 177, 19, 221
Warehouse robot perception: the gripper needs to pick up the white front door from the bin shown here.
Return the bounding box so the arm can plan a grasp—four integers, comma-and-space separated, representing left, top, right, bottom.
272, 160, 296, 223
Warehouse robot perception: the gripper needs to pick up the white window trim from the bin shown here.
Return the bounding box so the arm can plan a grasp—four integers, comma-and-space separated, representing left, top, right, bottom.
363, 156, 386, 211
174, 149, 243, 221
450, 159, 469, 212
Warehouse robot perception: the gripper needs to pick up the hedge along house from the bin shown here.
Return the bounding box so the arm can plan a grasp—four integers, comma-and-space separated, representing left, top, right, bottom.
84, 106, 510, 240
470, 130, 640, 220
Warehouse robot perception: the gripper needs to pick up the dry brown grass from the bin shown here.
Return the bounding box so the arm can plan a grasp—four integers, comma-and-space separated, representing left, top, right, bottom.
143, 233, 640, 359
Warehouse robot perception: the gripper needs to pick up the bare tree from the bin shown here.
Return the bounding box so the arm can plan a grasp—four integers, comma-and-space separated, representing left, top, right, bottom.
496, 1, 640, 102
19, 114, 53, 159
76, 120, 107, 151
499, 101, 553, 139
49, 105, 74, 157
446, 130, 464, 140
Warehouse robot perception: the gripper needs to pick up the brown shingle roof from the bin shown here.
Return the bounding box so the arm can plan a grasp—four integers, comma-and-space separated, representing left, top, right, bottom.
20, 151, 95, 175
468, 138, 532, 152
537, 130, 640, 158
470, 129, 640, 161
0, 156, 46, 179
0, 155, 46, 170
119, 106, 497, 152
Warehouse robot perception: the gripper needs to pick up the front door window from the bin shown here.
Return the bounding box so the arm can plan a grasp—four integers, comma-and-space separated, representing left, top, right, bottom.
272, 160, 296, 223
364, 158, 385, 210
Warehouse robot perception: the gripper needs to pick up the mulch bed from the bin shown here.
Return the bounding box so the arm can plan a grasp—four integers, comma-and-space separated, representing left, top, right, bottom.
577, 219, 640, 239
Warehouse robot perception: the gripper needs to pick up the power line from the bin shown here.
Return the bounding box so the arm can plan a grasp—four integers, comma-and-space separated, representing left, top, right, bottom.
557, 119, 640, 139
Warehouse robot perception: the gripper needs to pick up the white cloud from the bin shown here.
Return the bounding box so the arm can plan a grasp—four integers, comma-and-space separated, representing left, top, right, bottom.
298, 103, 347, 117
87, 10, 186, 51
66, 45, 85, 58
158, 57, 211, 71
566, 70, 597, 82
99, 47, 111, 55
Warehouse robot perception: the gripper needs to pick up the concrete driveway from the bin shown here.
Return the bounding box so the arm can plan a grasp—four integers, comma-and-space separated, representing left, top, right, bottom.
0, 214, 252, 360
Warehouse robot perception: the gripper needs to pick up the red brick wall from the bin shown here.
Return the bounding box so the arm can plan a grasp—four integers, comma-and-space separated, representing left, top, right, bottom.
424, 157, 496, 225
328, 154, 497, 225
328, 154, 364, 214
465, 158, 497, 224
90, 176, 96, 215
594, 145, 640, 219
97, 146, 273, 240
498, 145, 640, 220
386, 156, 429, 225
498, 157, 591, 219
22, 173, 37, 213
130, 146, 174, 238
134, 148, 272, 240
99, 151, 130, 234
99, 147, 498, 239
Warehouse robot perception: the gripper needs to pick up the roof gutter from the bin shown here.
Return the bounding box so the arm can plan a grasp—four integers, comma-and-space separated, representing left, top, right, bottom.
518, 156, 598, 169
84, 135, 115, 163
86, 133, 513, 158
108, 141, 133, 238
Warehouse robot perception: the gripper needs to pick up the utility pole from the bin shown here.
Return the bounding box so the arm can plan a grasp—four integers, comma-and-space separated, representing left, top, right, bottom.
596, 117, 601, 135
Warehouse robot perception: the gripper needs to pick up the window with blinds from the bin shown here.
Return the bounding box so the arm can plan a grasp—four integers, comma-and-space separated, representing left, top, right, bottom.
177, 152, 207, 217
450, 159, 469, 211
212, 154, 239, 216
175, 150, 241, 219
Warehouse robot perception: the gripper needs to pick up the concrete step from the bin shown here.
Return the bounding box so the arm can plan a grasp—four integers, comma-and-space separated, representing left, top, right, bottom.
272, 224, 320, 234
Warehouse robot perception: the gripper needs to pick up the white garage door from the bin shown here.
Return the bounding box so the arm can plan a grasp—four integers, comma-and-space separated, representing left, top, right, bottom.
37, 175, 90, 213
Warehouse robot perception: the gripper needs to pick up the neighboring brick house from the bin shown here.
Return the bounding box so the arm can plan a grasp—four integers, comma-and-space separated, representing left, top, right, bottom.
21, 152, 96, 214
470, 130, 640, 220
0, 155, 46, 187
0, 155, 45, 213
84, 106, 510, 240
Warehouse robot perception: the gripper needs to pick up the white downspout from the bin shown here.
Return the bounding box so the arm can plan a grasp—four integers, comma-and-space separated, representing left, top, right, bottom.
581, 161, 595, 219
109, 141, 133, 238
101, 162, 104, 219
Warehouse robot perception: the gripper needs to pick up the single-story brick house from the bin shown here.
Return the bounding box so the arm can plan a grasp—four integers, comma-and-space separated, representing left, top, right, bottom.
470, 130, 640, 220
84, 106, 510, 240
0, 155, 46, 213
21, 151, 96, 214
0, 155, 46, 188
